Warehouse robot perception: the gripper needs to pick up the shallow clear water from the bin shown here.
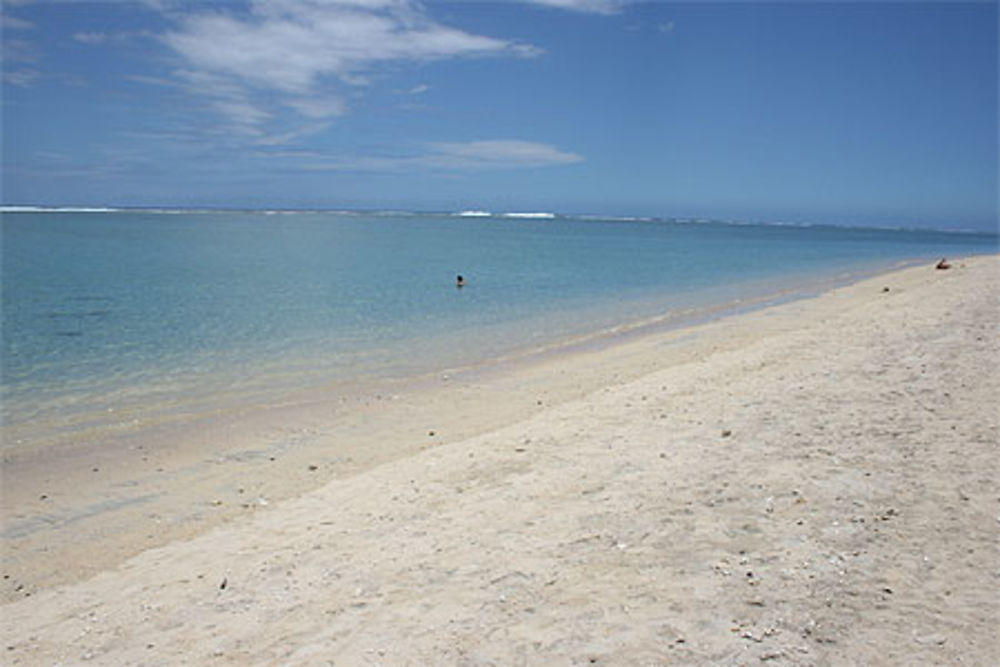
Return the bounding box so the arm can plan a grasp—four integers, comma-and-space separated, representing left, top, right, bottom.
2, 210, 996, 441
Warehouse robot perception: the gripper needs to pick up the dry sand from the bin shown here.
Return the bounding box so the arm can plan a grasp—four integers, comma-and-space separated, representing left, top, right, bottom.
2, 255, 998, 665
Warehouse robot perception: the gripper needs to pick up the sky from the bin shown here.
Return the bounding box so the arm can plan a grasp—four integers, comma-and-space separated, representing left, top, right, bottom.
1, 1, 997, 231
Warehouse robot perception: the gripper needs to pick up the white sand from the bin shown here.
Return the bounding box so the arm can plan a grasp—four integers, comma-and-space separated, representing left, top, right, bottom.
3, 256, 998, 665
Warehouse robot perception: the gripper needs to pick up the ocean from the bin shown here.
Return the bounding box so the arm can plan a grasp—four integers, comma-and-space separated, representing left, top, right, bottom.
2, 209, 995, 449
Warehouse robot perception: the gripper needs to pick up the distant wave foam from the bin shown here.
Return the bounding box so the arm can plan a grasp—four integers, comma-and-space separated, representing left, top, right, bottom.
501, 212, 557, 219
2, 205, 122, 213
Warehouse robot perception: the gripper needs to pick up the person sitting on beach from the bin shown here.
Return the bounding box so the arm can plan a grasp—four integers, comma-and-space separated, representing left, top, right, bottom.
935, 258, 951, 270
456, 274, 466, 287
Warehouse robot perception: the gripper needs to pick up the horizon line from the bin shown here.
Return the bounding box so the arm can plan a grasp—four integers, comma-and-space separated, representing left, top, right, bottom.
2, 204, 996, 237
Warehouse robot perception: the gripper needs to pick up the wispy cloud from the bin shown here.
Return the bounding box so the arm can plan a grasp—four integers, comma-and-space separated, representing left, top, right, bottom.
74, 31, 109, 44
284, 96, 347, 120
2, 0, 35, 39
124, 73, 181, 88
3, 68, 41, 87
172, 68, 273, 137
427, 140, 583, 169
2, 10, 39, 86
2, 13, 34, 30
159, 0, 539, 140
523, 0, 623, 15
301, 139, 583, 172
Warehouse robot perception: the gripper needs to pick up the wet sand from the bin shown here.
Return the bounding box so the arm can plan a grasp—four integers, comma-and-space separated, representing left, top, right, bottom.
3, 255, 998, 664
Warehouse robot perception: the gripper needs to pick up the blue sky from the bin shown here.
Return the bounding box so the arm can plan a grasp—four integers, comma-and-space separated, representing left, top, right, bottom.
2, 1, 996, 230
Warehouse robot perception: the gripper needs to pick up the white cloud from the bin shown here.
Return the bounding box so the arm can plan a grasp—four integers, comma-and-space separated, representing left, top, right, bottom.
174, 69, 270, 133
3, 68, 41, 87
304, 139, 583, 171
1, 9, 37, 78
125, 73, 181, 88
211, 99, 273, 132
523, 0, 623, 14
74, 31, 109, 44
161, 0, 538, 137
284, 96, 348, 119
253, 123, 330, 147
409, 83, 429, 95
427, 140, 583, 168
2, 13, 34, 30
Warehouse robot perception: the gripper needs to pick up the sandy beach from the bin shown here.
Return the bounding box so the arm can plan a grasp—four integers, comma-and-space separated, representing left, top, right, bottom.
2, 255, 998, 665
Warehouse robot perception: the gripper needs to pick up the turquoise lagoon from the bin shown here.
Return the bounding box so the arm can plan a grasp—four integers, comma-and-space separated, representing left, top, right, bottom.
2, 210, 996, 446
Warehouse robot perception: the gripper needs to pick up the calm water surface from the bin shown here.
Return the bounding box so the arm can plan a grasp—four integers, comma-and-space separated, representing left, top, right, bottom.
2, 210, 995, 444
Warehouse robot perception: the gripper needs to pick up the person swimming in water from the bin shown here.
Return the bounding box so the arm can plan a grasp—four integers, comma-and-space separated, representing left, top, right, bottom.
456, 274, 466, 288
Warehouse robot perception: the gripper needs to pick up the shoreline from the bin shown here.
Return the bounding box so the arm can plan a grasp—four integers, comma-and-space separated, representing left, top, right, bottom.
2, 255, 995, 600
5, 228, 995, 435
0, 252, 949, 456
3, 253, 997, 663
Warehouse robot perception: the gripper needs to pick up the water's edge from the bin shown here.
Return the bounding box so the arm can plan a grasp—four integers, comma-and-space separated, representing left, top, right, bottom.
2, 252, 976, 460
